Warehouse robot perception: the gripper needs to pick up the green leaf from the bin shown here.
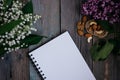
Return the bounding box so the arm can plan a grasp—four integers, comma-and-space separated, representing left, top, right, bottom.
90, 39, 114, 61
0, 19, 22, 35
22, 0, 33, 14
4, 0, 13, 6
4, 0, 13, 10
96, 20, 114, 33
90, 44, 100, 60
21, 34, 44, 47
0, 47, 6, 57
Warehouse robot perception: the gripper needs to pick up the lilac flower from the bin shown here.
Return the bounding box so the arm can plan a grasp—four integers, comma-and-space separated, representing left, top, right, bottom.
81, 0, 120, 24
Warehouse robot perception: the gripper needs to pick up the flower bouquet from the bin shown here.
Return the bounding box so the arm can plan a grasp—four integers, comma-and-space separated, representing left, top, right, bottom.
0, 0, 43, 58
77, 0, 120, 61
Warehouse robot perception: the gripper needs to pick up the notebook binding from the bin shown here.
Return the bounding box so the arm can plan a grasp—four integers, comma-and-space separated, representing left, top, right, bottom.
30, 54, 47, 80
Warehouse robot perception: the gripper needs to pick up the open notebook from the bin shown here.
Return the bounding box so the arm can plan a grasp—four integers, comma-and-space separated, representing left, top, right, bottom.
29, 31, 96, 80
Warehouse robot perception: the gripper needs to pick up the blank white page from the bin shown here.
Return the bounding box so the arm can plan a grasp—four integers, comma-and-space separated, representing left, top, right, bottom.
29, 31, 96, 80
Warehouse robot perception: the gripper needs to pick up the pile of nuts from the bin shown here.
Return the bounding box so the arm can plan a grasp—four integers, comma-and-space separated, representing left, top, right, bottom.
77, 16, 108, 43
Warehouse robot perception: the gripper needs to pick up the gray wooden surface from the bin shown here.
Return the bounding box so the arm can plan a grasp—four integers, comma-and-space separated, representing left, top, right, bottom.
0, 0, 120, 80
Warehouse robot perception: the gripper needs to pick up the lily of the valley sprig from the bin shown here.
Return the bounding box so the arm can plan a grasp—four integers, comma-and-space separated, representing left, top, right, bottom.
0, 0, 43, 58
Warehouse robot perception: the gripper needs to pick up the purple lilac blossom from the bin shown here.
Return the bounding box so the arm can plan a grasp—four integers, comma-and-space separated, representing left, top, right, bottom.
81, 0, 120, 24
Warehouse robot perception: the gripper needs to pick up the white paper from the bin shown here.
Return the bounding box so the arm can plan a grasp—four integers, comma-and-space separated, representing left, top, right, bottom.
29, 31, 96, 80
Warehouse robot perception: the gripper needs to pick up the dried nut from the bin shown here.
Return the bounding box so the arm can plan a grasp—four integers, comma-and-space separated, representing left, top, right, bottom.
88, 26, 94, 33
92, 24, 97, 30
80, 23, 85, 30
77, 21, 82, 28
96, 25, 101, 30
90, 21, 97, 25
87, 37, 92, 43
95, 30, 104, 34
77, 30, 84, 36
77, 21, 84, 30
82, 15, 87, 22
85, 33, 92, 38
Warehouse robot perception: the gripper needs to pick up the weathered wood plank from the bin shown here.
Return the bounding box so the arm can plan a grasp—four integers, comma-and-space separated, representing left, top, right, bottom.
30, 0, 60, 80
35, 0, 60, 39
113, 24, 120, 80
0, 54, 11, 80
61, 0, 93, 69
11, 49, 29, 80
116, 56, 120, 80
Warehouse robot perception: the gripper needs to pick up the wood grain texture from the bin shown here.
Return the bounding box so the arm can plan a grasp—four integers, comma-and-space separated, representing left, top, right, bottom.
116, 56, 120, 80
0, 54, 11, 80
113, 24, 120, 80
61, 0, 93, 69
36, 0, 60, 38
11, 49, 29, 80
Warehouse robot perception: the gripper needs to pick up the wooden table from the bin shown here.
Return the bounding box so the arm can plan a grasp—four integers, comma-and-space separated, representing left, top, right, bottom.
0, 0, 120, 80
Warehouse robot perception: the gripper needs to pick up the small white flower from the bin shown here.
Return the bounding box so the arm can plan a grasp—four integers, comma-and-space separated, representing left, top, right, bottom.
17, 36, 21, 40
2, 36, 5, 38
31, 28, 37, 31
21, 45, 24, 47
11, 35, 14, 38
5, 35, 8, 38
3, 43, 6, 46
16, 40, 20, 44
1, 57, 4, 60
5, 32, 8, 35
21, 36, 25, 39
4, 48, 7, 50
0, 39, 3, 42
28, 31, 32, 34
16, 47, 20, 50
18, 31, 21, 33
12, 40, 16, 45
5, 40, 8, 43
26, 45, 28, 47
8, 42, 12, 47
11, 48, 14, 51
20, 23, 23, 26
34, 21, 36, 23
30, 23, 33, 26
